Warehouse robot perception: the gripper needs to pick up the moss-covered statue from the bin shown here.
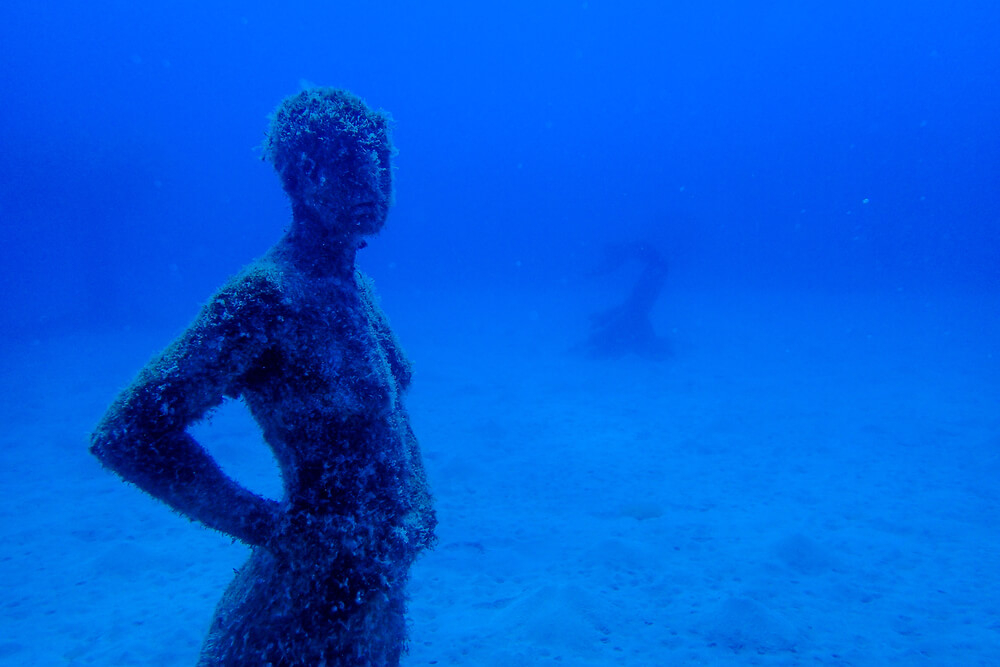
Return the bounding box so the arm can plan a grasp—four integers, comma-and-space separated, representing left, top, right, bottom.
91, 88, 436, 666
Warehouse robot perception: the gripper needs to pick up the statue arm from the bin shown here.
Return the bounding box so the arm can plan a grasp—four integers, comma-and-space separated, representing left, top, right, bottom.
90, 271, 284, 546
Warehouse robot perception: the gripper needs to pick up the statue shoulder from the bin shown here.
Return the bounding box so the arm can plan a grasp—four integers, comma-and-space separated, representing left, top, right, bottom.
191, 259, 291, 343
216, 259, 288, 312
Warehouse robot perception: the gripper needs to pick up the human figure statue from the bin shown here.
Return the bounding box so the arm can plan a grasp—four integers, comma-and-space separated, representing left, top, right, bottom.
91, 88, 436, 666
580, 242, 670, 360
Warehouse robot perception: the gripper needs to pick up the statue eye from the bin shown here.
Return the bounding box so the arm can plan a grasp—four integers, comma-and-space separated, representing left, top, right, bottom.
300, 153, 317, 177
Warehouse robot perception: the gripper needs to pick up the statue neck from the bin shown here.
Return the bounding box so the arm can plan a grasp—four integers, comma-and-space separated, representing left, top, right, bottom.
277, 204, 360, 279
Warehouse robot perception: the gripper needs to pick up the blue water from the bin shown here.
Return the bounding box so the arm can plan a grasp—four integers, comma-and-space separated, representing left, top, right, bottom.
0, 1, 997, 665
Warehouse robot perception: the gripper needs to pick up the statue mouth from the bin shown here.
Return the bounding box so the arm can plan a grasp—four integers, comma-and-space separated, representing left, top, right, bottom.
350, 202, 377, 218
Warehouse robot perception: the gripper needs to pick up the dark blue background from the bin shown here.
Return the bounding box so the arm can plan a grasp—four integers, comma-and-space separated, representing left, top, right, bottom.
1, 1, 997, 335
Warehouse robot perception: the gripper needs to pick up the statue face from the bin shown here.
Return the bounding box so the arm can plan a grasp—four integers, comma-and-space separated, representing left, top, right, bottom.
266, 88, 396, 239
295, 145, 391, 237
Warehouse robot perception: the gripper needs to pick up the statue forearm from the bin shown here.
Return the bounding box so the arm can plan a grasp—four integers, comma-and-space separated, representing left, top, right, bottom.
91, 427, 280, 546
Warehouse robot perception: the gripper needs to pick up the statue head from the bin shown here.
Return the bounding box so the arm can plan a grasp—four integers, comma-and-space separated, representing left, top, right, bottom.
264, 88, 395, 238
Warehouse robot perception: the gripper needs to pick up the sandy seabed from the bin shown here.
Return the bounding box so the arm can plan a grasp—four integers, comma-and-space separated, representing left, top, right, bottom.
1, 286, 997, 666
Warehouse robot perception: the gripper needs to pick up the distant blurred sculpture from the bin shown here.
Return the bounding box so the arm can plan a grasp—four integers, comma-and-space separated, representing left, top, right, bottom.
581, 242, 670, 360
91, 88, 436, 666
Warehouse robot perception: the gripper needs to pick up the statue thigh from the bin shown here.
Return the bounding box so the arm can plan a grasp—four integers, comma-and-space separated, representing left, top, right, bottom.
198, 550, 407, 666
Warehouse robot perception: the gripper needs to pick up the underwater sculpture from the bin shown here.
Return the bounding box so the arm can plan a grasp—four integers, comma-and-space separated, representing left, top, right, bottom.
91, 88, 436, 666
581, 242, 670, 360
